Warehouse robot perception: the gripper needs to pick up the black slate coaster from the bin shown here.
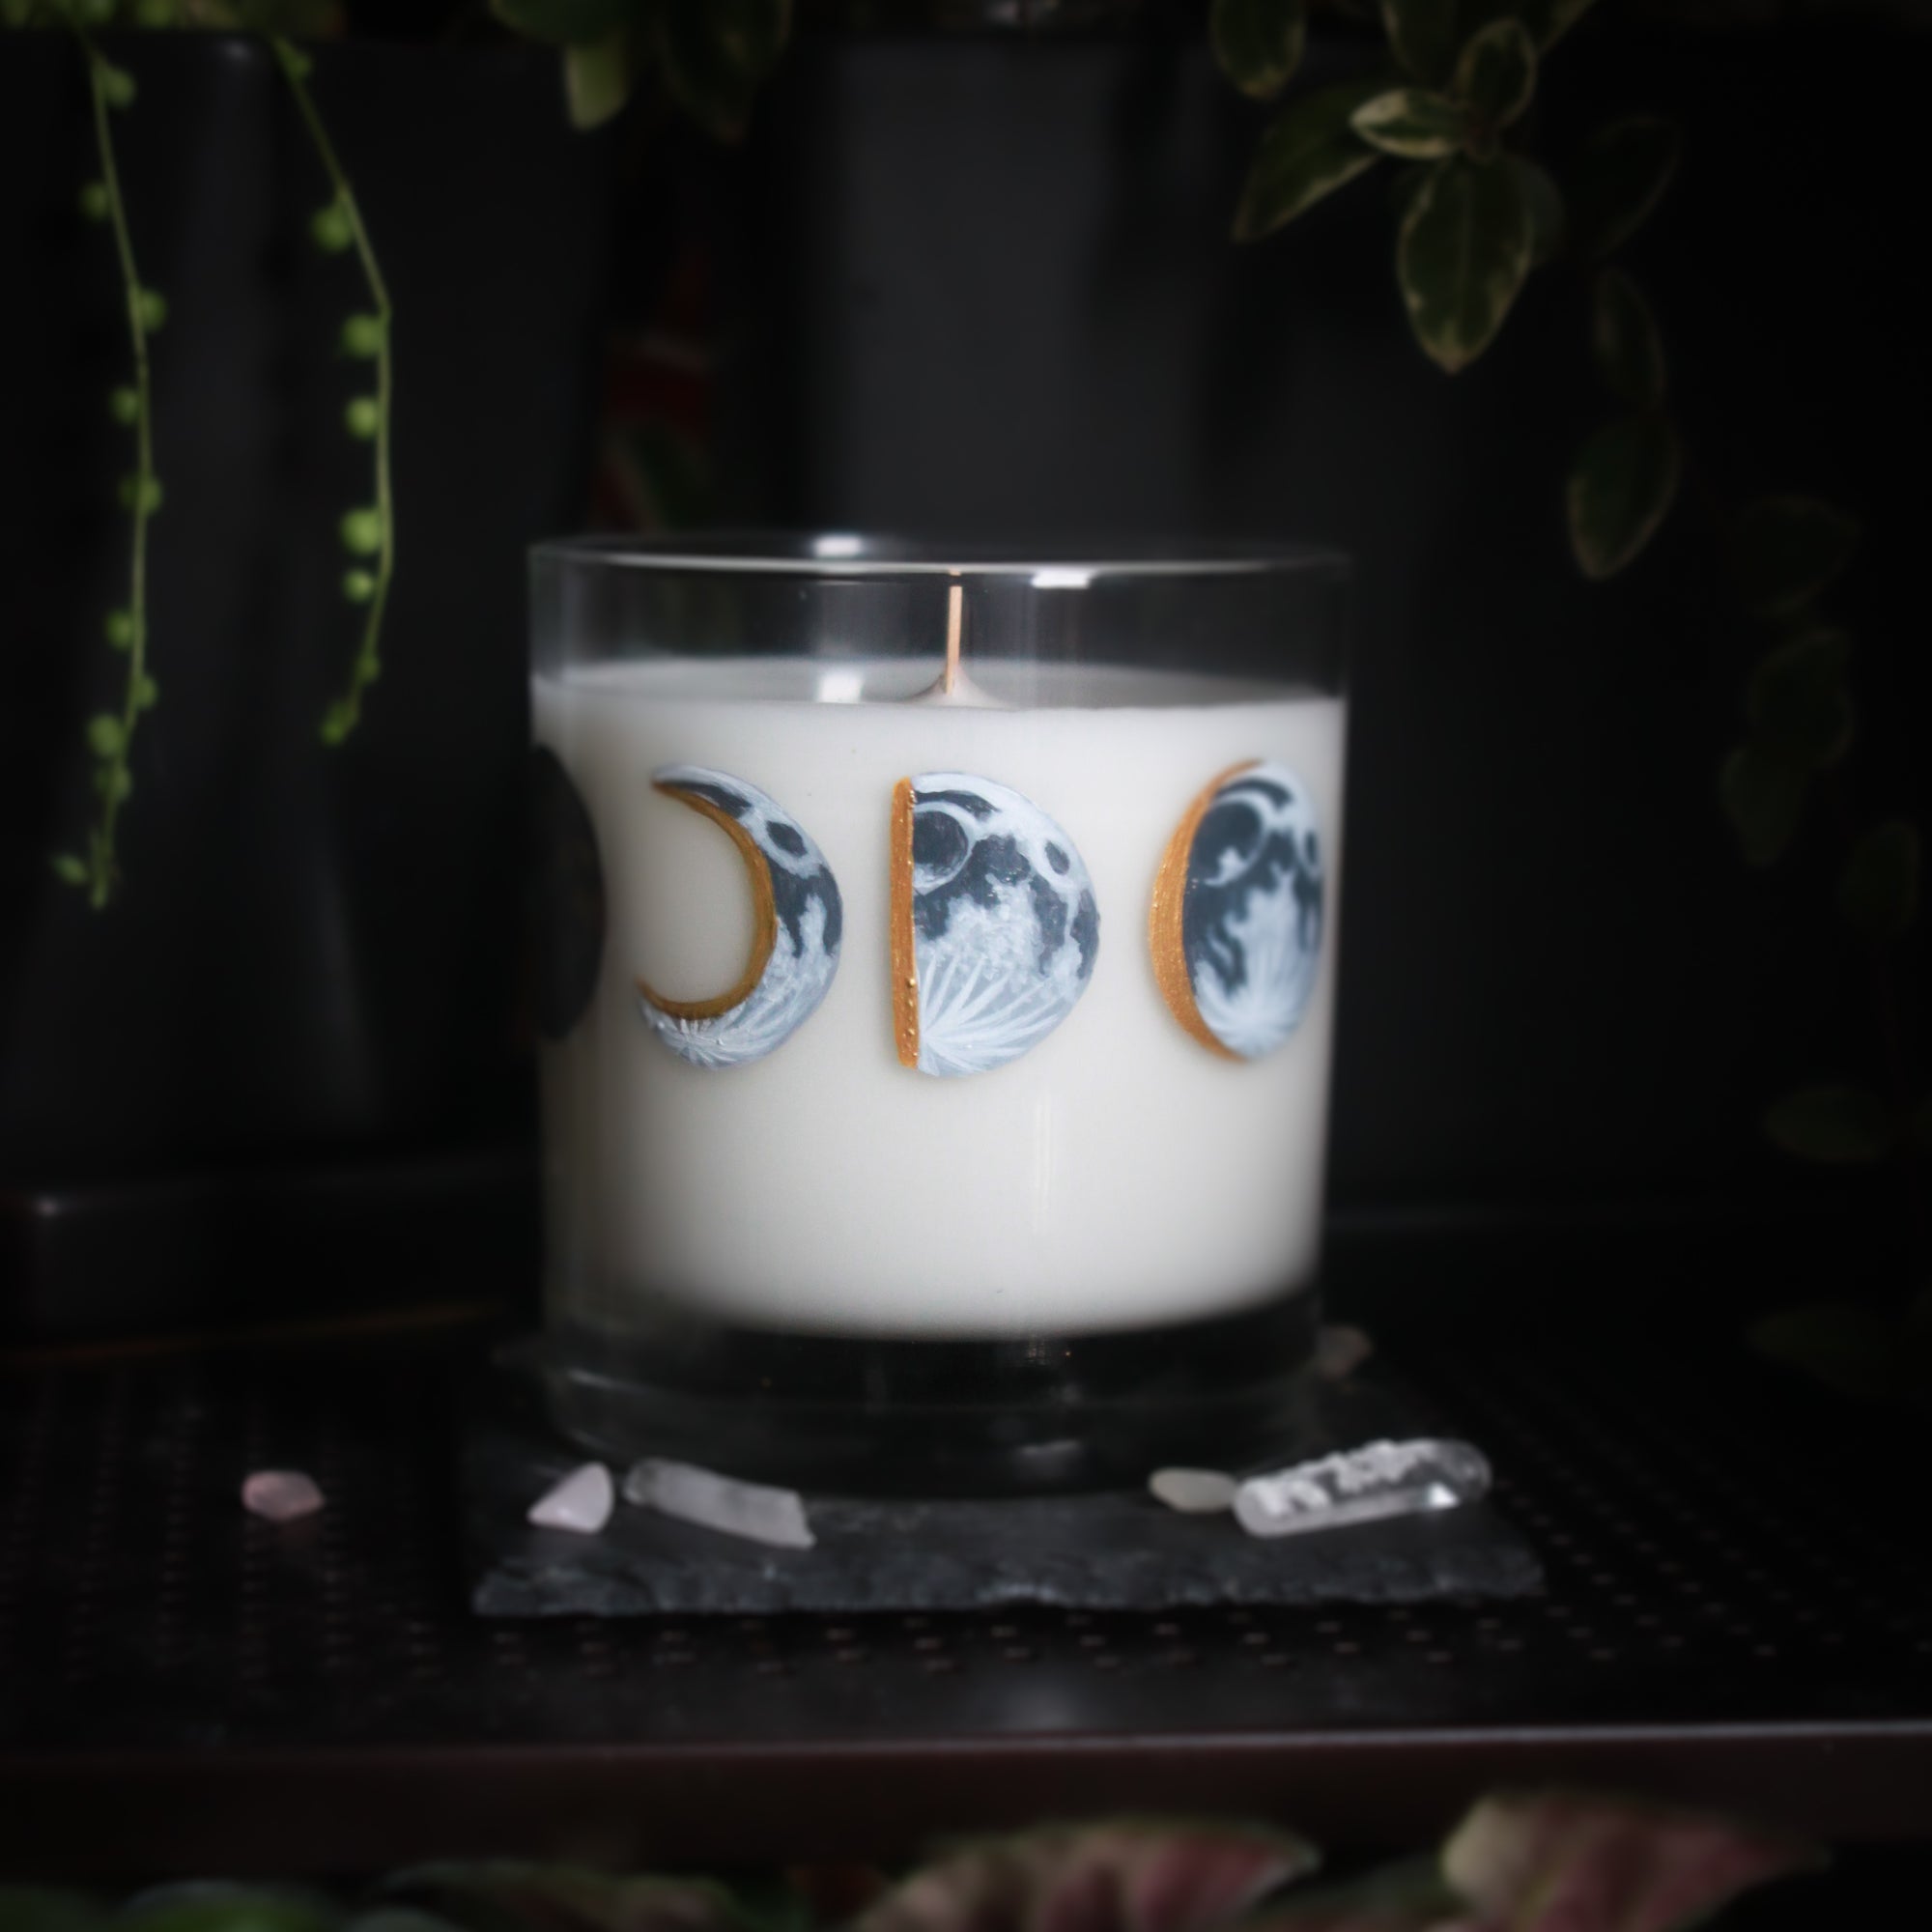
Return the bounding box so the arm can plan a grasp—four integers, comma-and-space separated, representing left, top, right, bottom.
468, 1372, 1544, 1617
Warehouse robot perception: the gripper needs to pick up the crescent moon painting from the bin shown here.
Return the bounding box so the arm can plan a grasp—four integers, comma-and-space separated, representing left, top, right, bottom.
891, 772, 1099, 1079
1149, 759, 1324, 1062
637, 765, 843, 1069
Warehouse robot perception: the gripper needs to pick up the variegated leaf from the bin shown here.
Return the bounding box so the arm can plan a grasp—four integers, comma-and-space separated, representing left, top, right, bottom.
1442, 1791, 1822, 1932
856, 1822, 1319, 1932
1511, 155, 1566, 265
1520, 0, 1600, 48
1747, 628, 1853, 770
1233, 77, 1392, 242
1719, 745, 1809, 867
1566, 411, 1679, 578
1731, 496, 1861, 618
1396, 154, 1533, 372
1211, 0, 1308, 101
1378, 0, 1461, 89
1591, 268, 1663, 408
1569, 113, 1680, 256
1839, 819, 1920, 937
564, 33, 632, 128
1453, 18, 1535, 130
1350, 88, 1466, 160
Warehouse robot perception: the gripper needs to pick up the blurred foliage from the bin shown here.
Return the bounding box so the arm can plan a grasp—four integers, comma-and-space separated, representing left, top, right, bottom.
0, 1795, 1825, 1932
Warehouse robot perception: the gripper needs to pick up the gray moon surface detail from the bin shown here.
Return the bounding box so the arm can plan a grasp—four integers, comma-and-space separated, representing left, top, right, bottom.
909, 772, 1099, 1078
639, 765, 843, 1068
1180, 760, 1323, 1060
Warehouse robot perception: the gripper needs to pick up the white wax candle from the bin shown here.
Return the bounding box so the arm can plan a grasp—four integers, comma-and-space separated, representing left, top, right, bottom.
536, 657, 1346, 1341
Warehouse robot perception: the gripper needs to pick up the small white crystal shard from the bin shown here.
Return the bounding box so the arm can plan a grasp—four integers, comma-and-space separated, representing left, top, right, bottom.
1149, 1466, 1239, 1514
241, 1469, 324, 1523
527, 1462, 614, 1535
622, 1457, 815, 1548
1234, 1437, 1491, 1540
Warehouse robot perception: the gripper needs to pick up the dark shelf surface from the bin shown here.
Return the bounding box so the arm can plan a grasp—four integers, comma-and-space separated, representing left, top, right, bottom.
2, 1250, 1930, 1877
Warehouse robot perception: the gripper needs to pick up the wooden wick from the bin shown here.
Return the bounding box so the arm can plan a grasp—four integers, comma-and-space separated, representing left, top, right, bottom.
943, 580, 963, 696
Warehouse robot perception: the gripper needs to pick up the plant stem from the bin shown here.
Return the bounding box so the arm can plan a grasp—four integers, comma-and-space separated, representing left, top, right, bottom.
270, 34, 394, 744
78, 33, 156, 911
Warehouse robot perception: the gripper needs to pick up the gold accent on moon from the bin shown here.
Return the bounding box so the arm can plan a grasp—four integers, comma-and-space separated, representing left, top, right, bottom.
890, 777, 920, 1068
1149, 759, 1258, 1062
635, 780, 779, 1022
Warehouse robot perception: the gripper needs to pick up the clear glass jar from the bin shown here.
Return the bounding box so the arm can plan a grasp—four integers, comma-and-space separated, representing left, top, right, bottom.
529, 534, 1350, 1494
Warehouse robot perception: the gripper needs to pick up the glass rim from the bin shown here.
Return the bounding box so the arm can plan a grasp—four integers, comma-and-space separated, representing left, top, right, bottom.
531, 529, 1351, 583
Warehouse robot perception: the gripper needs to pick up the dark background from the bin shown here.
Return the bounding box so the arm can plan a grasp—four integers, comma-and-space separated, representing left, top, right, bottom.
2, 6, 1927, 1328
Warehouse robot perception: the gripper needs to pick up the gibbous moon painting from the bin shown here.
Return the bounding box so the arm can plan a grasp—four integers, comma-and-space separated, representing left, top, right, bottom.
891, 772, 1100, 1078
636, 765, 843, 1068
1150, 759, 1324, 1062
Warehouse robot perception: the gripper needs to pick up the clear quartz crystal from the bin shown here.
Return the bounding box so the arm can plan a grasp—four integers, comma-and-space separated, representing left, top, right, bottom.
1233, 1437, 1491, 1540
623, 1457, 815, 1548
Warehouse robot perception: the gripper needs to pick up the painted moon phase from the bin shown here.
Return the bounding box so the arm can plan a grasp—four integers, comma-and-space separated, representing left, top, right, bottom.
891, 772, 1099, 1079
1150, 759, 1323, 1062
637, 765, 843, 1069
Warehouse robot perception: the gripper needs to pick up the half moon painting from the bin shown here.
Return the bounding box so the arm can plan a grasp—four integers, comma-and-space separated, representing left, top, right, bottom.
637, 765, 843, 1068
891, 772, 1099, 1078
1149, 759, 1324, 1062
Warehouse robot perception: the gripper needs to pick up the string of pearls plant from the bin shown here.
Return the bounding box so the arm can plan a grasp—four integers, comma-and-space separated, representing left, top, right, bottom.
38, 6, 395, 908
270, 33, 395, 751
50, 29, 162, 909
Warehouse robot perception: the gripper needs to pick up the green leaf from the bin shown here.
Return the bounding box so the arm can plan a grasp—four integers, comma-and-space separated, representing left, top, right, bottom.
655, 0, 792, 144
340, 313, 385, 357
118, 1888, 339, 1932
1839, 819, 1919, 938
1591, 268, 1663, 408
340, 508, 384, 555
1396, 153, 1533, 372
1380, 0, 1461, 88
78, 182, 111, 223
1747, 628, 1853, 770
1719, 745, 1808, 867
1510, 154, 1565, 264
136, 289, 167, 331
1568, 113, 1679, 256
1566, 411, 1679, 578
86, 714, 125, 759
1764, 1084, 1895, 1163
1520, 0, 1600, 47
853, 1825, 1319, 1932
343, 569, 377, 604
132, 674, 159, 712
99, 64, 136, 110
320, 701, 355, 747
108, 385, 140, 426
1350, 88, 1465, 160
1232, 76, 1390, 242
309, 200, 354, 252
48, 855, 90, 889
564, 33, 632, 128
1443, 1794, 1821, 1932
488, 0, 633, 44
1732, 495, 1860, 619
1211, 0, 1307, 101
104, 609, 136, 649
345, 397, 382, 440
1751, 1303, 1925, 1404
0, 1893, 98, 1932
1453, 17, 1535, 130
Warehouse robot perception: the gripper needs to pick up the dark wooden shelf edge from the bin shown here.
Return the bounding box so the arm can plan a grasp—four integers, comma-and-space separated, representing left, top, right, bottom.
7, 1721, 1930, 1877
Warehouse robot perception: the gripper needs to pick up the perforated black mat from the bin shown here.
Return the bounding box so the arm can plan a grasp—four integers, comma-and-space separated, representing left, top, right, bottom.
1, 1309, 1929, 1875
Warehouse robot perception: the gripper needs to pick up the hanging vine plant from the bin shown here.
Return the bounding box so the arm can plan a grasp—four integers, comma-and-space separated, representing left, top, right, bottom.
8, 0, 792, 908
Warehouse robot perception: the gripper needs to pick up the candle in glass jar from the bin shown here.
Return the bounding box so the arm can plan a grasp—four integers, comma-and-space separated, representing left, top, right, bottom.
535, 655, 1346, 1341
